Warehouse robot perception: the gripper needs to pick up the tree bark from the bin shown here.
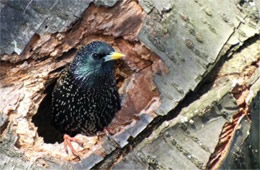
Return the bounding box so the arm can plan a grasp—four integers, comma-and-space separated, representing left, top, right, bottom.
0, 0, 259, 169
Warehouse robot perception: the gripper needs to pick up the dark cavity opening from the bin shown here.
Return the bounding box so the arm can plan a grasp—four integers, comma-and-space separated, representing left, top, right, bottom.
32, 49, 77, 144
32, 81, 64, 144
31, 48, 132, 144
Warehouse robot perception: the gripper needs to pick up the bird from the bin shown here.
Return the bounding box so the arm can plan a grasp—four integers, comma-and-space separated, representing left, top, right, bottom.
50, 41, 125, 156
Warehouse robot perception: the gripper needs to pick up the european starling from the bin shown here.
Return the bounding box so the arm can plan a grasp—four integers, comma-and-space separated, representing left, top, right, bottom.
51, 41, 124, 155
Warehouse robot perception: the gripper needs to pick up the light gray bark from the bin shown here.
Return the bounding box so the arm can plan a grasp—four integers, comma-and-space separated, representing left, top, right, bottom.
0, 0, 259, 169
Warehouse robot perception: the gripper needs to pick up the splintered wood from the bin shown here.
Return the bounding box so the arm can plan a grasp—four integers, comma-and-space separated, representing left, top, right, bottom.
0, 0, 167, 166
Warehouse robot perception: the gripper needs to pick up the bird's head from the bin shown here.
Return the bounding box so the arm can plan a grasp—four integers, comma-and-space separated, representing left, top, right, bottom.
70, 41, 125, 81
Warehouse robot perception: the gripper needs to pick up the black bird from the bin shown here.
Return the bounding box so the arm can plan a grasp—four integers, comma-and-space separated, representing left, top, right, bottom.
51, 41, 125, 155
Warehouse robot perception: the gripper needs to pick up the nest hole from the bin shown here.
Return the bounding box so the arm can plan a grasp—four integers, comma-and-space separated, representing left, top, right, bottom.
32, 60, 132, 144
32, 81, 64, 144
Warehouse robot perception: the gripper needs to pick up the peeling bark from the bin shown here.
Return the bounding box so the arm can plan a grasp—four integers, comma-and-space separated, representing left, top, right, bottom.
0, 0, 259, 169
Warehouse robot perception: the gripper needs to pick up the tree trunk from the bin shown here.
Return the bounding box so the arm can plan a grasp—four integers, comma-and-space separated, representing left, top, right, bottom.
0, 0, 259, 169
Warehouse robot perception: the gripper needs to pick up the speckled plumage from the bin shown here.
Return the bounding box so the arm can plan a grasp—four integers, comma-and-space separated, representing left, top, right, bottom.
51, 41, 121, 136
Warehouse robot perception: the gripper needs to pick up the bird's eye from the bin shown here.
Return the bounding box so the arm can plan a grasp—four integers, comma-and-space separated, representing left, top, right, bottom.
92, 53, 103, 60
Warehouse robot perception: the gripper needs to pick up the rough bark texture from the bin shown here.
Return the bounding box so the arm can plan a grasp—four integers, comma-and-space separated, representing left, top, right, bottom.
0, 0, 259, 169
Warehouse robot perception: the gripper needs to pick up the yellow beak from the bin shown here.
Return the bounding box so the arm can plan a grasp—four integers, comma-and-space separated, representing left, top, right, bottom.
104, 52, 125, 62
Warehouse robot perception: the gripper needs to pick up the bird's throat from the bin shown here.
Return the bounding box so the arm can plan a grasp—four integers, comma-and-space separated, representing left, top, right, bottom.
72, 67, 114, 89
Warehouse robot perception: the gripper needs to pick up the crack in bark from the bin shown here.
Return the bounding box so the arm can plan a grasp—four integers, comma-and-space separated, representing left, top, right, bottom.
93, 31, 260, 170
